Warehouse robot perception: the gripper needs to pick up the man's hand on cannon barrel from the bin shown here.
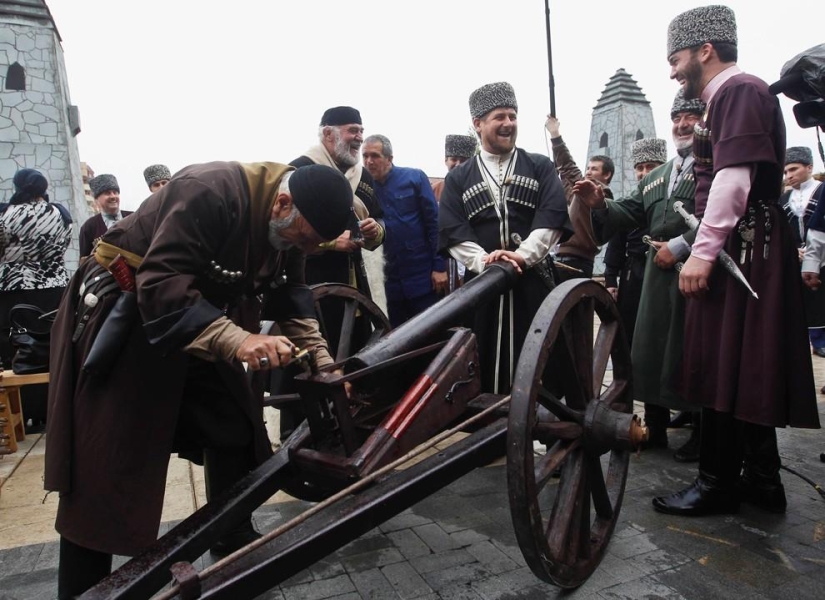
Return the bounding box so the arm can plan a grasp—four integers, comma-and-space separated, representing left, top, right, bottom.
236, 334, 298, 370
572, 179, 606, 209
802, 271, 821, 291
484, 250, 525, 274
650, 241, 678, 270
679, 255, 713, 298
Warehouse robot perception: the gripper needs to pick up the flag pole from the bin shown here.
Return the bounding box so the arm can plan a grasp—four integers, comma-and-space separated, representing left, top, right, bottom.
544, 0, 556, 116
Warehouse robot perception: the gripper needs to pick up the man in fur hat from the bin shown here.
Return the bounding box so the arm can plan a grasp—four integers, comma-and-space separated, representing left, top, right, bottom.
78, 174, 132, 257
143, 164, 172, 193
432, 134, 477, 202
650, 5, 818, 516
545, 115, 614, 281
577, 90, 706, 463
602, 138, 667, 332
778, 147, 825, 356
47, 162, 353, 597
438, 81, 572, 394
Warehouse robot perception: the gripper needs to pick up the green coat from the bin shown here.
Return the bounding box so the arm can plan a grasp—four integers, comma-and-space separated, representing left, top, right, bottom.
591, 159, 697, 410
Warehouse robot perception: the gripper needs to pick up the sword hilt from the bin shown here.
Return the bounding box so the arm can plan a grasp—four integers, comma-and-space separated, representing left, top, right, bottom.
672, 201, 700, 231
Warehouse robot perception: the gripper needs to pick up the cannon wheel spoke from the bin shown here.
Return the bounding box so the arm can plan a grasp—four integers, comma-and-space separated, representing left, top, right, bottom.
275, 284, 391, 502
507, 280, 632, 589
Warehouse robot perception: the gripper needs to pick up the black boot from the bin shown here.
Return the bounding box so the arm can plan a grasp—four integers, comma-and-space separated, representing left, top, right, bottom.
652, 408, 741, 516
669, 411, 693, 429
673, 412, 701, 463
204, 448, 263, 556
641, 403, 669, 449
738, 423, 786, 513
58, 536, 113, 599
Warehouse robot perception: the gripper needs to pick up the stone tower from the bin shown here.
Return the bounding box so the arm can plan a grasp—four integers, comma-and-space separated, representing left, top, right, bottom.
587, 69, 657, 200
0, 0, 90, 272
586, 69, 656, 275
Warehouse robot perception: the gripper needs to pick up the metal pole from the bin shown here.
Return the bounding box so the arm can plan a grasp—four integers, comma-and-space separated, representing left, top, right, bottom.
544, 0, 556, 116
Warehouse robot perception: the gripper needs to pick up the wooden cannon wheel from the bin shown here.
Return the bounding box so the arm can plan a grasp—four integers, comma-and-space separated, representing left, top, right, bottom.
506, 279, 638, 588
275, 283, 390, 502
310, 283, 391, 364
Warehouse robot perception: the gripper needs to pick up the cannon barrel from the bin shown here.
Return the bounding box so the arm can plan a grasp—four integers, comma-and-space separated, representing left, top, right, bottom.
348, 262, 519, 371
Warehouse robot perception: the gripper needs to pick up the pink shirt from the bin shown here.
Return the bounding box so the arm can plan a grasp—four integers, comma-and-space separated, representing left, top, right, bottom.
690, 66, 755, 262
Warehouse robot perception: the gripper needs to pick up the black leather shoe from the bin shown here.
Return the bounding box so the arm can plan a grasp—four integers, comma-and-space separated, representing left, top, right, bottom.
673, 429, 700, 463
668, 411, 693, 429
738, 476, 787, 514
210, 524, 263, 557
652, 477, 739, 516
813, 348, 825, 358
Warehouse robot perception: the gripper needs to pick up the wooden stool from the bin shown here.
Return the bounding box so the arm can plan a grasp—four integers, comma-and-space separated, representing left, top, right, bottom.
0, 372, 50, 455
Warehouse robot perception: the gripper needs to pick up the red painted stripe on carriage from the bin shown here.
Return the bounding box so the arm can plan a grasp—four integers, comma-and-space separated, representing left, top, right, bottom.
382, 375, 434, 433
393, 382, 439, 439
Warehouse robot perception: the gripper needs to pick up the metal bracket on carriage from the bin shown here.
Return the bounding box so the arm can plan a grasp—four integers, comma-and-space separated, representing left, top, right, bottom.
169, 561, 201, 600
287, 327, 483, 483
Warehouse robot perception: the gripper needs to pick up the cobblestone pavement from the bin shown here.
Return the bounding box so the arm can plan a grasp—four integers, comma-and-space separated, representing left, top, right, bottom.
1, 415, 824, 600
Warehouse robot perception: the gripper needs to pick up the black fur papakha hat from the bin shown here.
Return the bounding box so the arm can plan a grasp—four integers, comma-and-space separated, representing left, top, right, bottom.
143, 164, 171, 187
667, 5, 737, 58
89, 174, 119, 198
670, 88, 706, 119
785, 146, 813, 166
631, 139, 667, 167
445, 134, 477, 158
469, 82, 518, 119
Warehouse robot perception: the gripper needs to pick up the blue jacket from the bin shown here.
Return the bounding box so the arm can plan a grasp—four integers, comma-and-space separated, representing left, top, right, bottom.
375, 166, 445, 301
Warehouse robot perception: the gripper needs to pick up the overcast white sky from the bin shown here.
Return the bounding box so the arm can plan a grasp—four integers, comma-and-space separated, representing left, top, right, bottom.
46, 0, 824, 211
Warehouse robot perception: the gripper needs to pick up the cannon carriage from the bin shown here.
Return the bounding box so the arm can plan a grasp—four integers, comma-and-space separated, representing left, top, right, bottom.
81, 262, 646, 600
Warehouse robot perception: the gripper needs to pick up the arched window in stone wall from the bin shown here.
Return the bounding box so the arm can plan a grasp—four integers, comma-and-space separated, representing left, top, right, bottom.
635, 129, 644, 141
599, 132, 608, 148
5, 62, 25, 91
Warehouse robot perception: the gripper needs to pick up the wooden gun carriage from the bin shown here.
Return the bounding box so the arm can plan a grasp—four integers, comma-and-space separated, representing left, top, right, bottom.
81, 262, 646, 599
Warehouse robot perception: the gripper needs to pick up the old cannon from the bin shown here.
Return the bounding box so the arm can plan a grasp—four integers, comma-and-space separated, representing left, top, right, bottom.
80, 262, 644, 599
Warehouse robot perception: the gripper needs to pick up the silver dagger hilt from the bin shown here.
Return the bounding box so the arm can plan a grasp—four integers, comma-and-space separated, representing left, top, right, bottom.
673, 201, 700, 230
642, 235, 683, 272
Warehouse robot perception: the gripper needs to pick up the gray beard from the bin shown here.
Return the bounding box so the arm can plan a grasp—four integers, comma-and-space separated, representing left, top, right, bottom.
268, 210, 298, 250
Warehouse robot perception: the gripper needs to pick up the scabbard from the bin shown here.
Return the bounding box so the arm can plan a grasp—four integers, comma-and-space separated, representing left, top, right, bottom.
82, 291, 138, 377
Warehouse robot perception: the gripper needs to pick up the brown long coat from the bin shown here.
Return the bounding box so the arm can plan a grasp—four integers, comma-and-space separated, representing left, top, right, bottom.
45, 162, 315, 555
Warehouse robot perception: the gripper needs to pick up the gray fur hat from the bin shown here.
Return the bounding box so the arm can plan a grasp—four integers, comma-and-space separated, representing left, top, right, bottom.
670, 88, 706, 119
89, 174, 119, 198
445, 134, 477, 159
631, 138, 668, 167
667, 5, 737, 58
785, 146, 813, 166
469, 82, 518, 119
143, 164, 171, 187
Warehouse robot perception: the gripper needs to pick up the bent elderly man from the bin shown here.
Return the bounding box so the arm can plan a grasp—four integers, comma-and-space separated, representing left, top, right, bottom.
45, 162, 353, 598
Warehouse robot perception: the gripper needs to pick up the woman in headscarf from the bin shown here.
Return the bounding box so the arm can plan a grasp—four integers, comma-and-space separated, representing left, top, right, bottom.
0, 168, 72, 429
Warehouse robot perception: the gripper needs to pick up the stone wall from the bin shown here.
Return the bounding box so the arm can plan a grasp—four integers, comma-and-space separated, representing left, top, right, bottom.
0, 21, 90, 273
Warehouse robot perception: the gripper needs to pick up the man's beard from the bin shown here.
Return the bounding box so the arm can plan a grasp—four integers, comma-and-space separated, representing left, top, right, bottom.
268, 209, 299, 250
674, 135, 694, 157
333, 129, 359, 167
681, 57, 704, 100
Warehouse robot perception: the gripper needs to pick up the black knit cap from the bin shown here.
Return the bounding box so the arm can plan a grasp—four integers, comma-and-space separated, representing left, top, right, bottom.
9, 168, 48, 204
289, 165, 353, 241
319, 106, 362, 126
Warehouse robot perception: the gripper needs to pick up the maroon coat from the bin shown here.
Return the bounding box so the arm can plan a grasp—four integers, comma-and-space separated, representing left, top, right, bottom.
682, 73, 820, 429
78, 211, 133, 257
45, 162, 316, 555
